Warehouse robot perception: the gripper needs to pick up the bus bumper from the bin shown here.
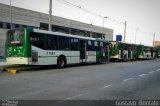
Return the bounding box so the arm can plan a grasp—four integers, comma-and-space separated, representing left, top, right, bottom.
6, 57, 31, 65
138, 55, 144, 59
110, 55, 119, 59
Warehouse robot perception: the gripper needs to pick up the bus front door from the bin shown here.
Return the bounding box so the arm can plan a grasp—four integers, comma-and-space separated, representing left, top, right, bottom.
128, 48, 131, 59
79, 40, 86, 62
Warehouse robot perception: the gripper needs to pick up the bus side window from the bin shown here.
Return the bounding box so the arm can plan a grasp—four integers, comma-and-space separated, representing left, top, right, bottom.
100, 42, 103, 47
70, 38, 79, 51
30, 32, 45, 49
87, 40, 95, 51
100, 42, 104, 51
94, 41, 97, 51
59, 36, 70, 50
87, 40, 92, 51
46, 35, 53, 50
45, 34, 58, 50
97, 41, 101, 51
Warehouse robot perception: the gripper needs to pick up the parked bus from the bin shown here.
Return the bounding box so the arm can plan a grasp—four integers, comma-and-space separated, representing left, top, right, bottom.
5, 28, 109, 68
109, 41, 156, 61
138, 45, 156, 59
110, 41, 138, 61
156, 46, 160, 58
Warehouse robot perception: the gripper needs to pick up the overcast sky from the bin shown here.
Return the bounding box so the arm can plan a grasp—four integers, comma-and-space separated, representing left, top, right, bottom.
0, 0, 160, 46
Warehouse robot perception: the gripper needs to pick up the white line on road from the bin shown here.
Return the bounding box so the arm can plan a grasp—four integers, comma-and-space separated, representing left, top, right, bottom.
156, 69, 160, 72
64, 94, 82, 100
123, 78, 133, 82
57, 94, 83, 103
99, 84, 113, 90
148, 71, 155, 74
138, 74, 147, 77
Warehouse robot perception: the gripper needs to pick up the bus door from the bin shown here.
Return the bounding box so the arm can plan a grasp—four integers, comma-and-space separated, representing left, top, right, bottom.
151, 48, 154, 58
120, 44, 123, 59
104, 42, 109, 61
79, 39, 86, 62
128, 48, 131, 59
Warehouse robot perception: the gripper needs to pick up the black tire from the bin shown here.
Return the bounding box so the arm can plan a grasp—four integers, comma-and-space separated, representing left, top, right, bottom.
98, 56, 103, 64
124, 58, 127, 62
123, 55, 127, 62
133, 57, 136, 61
57, 57, 66, 68
110, 58, 114, 62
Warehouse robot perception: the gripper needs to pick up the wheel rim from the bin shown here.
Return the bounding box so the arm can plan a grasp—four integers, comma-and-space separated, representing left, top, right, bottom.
99, 57, 102, 63
58, 59, 64, 67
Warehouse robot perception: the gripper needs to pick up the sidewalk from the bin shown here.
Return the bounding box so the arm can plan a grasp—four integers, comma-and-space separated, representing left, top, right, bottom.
0, 62, 7, 71
0, 61, 7, 66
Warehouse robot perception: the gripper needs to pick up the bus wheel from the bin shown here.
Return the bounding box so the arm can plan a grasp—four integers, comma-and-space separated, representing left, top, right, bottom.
57, 57, 66, 68
123, 55, 127, 62
98, 56, 103, 64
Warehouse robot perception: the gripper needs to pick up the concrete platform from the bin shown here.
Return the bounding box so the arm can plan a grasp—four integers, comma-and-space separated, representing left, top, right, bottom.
0, 62, 7, 66
0, 61, 13, 69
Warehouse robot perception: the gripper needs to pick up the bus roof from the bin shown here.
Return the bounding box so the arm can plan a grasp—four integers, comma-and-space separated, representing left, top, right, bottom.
110, 41, 155, 47
110, 41, 138, 46
33, 28, 103, 41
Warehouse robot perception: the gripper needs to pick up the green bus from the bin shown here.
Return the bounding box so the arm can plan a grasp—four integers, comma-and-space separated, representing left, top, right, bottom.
110, 41, 138, 61
156, 46, 160, 58
5, 28, 109, 68
109, 41, 156, 61
138, 45, 156, 59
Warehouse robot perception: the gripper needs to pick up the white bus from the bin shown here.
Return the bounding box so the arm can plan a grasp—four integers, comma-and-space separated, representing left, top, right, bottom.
6, 28, 109, 68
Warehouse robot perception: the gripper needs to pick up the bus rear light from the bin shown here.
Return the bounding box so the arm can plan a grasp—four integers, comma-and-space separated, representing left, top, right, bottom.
114, 51, 118, 56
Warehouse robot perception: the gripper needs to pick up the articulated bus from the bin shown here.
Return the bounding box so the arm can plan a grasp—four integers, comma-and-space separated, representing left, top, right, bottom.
110, 41, 156, 61
6, 28, 109, 68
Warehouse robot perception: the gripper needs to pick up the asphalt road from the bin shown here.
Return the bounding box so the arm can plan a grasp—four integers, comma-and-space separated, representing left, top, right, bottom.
0, 59, 160, 105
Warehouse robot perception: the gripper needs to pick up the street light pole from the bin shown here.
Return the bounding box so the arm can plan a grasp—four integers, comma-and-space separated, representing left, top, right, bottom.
102, 17, 110, 62
102, 17, 107, 39
48, 0, 52, 31
123, 21, 127, 42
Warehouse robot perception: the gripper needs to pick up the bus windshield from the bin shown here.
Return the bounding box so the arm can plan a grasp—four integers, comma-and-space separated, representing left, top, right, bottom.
111, 42, 117, 48
8, 29, 24, 45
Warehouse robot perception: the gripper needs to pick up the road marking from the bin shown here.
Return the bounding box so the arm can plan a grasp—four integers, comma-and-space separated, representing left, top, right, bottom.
156, 69, 160, 72
138, 74, 147, 77
148, 71, 155, 74
99, 84, 113, 90
57, 94, 83, 104
123, 78, 133, 82
64, 94, 82, 100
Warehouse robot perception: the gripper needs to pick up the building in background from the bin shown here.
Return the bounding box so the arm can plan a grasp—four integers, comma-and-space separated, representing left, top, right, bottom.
0, 3, 113, 57
153, 41, 160, 47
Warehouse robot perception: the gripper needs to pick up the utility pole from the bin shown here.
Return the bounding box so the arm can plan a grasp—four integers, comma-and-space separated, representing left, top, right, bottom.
10, 0, 12, 29
123, 21, 127, 42
48, 0, 52, 31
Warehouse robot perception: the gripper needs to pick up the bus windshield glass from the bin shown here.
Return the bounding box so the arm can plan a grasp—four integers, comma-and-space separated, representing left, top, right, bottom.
111, 42, 117, 48
8, 29, 24, 45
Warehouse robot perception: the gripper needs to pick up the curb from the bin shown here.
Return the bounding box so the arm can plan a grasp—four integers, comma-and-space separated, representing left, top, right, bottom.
0, 68, 5, 71
6, 69, 19, 74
